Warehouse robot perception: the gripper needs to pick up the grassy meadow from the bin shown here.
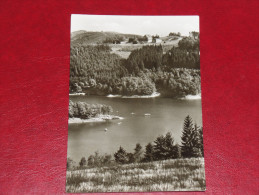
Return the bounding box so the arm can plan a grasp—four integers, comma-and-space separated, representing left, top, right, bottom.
66, 157, 205, 193
109, 36, 182, 58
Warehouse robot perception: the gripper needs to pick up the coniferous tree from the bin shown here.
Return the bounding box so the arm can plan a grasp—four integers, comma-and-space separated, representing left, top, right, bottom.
127, 153, 135, 163
164, 132, 176, 159
134, 143, 143, 162
193, 124, 203, 157
102, 154, 112, 166
79, 157, 87, 167
198, 127, 204, 157
67, 158, 75, 170
181, 116, 203, 158
93, 151, 102, 166
153, 135, 167, 160
114, 146, 128, 164
87, 155, 94, 166
143, 143, 154, 162
174, 144, 182, 158
181, 115, 195, 158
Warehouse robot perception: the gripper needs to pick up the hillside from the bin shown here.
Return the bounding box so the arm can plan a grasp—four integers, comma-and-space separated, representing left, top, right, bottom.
71, 31, 142, 45
69, 44, 201, 97
71, 31, 182, 49
71, 30, 87, 39
66, 157, 205, 192
69, 31, 200, 97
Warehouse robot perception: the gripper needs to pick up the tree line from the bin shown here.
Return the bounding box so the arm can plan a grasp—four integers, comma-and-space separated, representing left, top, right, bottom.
69, 100, 113, 119
169, 32, 181, 36
143, 68, 201, 97
67, 115, 204, 169
70, 67, 200, 98
162, 47, 200, 69
125, 45, 163, 74
178, 36, 200, 51
126, 38, 200, 73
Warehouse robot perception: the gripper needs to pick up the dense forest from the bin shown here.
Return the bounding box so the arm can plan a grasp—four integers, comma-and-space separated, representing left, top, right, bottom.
126, 45, 163, 73
69, 33, 200, 98
69, 100, 113, 119
67, 115, 204, 169
162, 47, 200, 70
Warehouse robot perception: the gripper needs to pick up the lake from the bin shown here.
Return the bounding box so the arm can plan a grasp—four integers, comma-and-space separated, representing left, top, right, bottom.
67, 95, 202, 163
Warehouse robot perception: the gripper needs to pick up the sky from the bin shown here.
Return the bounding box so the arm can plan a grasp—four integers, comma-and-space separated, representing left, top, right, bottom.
71, 15, 199, 37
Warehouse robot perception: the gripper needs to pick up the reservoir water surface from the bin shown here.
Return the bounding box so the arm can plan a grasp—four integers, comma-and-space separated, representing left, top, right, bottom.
68, 95, 202, 163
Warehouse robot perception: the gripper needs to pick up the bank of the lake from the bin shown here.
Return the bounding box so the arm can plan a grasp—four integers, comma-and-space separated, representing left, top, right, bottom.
69, 115, 123, 124
107, 92, 161, 98
69, 92, 86, 96
181, 94, 201, 100
69, 92, 200, 100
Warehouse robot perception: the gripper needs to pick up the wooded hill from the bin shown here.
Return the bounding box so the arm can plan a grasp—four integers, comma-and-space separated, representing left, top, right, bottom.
71, 31, 143, 45
70, 32, 200, 97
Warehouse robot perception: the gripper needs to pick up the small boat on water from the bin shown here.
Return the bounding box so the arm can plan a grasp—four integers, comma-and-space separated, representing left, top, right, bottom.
131, 112, 135, 115
104, 128, 108, 131
117, 122, 122, 125
144, 113, 151, 116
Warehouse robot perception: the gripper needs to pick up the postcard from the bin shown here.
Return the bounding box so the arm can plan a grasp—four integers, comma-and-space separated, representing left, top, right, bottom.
66, 14, 205, 192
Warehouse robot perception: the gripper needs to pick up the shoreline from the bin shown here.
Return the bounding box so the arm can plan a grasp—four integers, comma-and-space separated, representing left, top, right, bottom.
69, 93, 86, 96
107, 92, 161, 98
69, 92, 201, 100
181, 94, 201, 100
69, 115, 124, 124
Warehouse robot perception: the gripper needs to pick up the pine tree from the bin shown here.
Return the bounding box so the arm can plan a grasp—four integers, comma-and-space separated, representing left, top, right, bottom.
93, 151, 102, 166
67, 158, 75, 170
181, 115, 195, 158
79, 157, 87, 167
114, 146, 128, 164
134, 143, 143, 162
173, 144, 182, 158
127, 153, 135, 163
153, 135, 167, 160
87, 155, 94, 166
143, 143, 154, 162
197, 126, 204, 157
199, 127, 204, 156
164, 132, 176, 159
191, 123, 203, 157
102, 154, 112, 166
181, 116, 203, 158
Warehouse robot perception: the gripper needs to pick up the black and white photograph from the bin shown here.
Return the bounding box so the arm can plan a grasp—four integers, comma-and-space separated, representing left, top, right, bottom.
66, 15, 205, 192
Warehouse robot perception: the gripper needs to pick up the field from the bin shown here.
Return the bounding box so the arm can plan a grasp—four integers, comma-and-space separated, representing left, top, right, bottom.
109, 37, 183, 58
71, 31, 183, 59
66, 158, 205, 192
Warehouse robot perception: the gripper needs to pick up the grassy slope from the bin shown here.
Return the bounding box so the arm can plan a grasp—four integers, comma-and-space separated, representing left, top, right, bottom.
71, 31, 142, 45
71, 30, 87, 39
66, 157, 205, 193
71, 31, 183, 58
110, 36, 183, 58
